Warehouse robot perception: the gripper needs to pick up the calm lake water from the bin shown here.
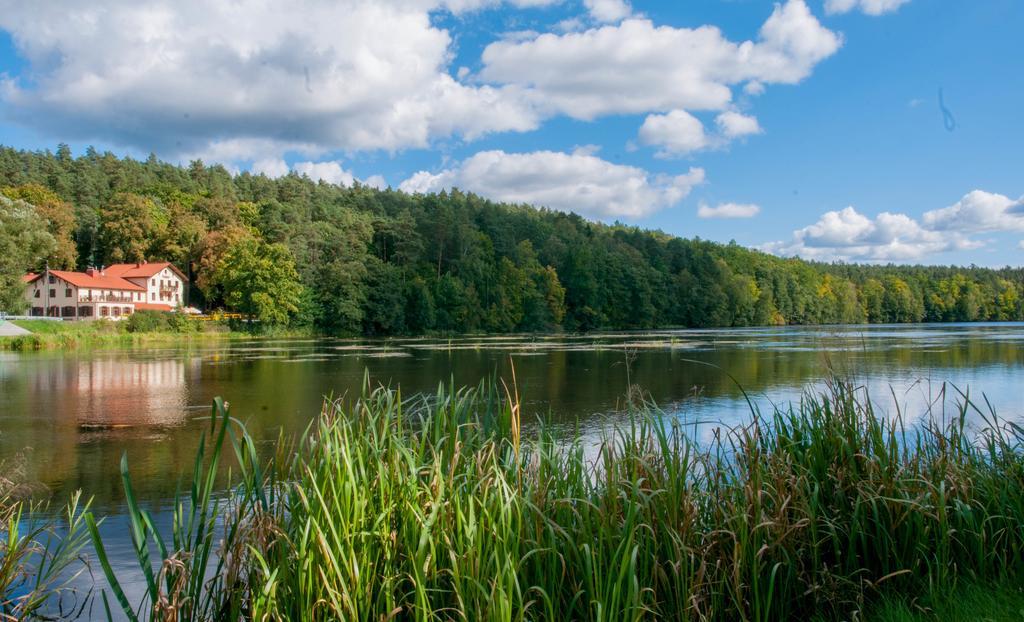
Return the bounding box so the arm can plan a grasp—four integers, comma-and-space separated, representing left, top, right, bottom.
2, 323, 1023, 514
3, 323, 1023, 617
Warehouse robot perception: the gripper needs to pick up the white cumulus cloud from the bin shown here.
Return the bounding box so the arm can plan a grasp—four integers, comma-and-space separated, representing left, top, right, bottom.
0, 0, 541, 161
764, 189, 1024, 262
921, 190, 1024, 233
293, 161, 356, 187
638, 110, 709, 156
583, 0, 633, 23
715, 111, 763, 138
0, 0, 840, 173
362, 175, 389, 189
764, 206, 976, 262
825, 0, 911, 16
639, 109, 762, 156
698, 202, 761, 219
251, 158, 388, 188
479, 0, 841, 120
252, 158, 290, 179
399, 149, 705, 218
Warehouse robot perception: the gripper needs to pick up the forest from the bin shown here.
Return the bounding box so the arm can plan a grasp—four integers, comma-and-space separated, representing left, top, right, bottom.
1, 144, 1022, 334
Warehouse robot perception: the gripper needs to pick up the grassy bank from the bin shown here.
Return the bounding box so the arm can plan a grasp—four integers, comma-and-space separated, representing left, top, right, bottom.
0, 316, 311, 351
5, 379, 1024, 620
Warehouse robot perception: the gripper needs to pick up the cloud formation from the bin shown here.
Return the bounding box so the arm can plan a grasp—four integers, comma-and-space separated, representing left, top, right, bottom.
638, 108, 764, 156
698, 202, 761, 219
0, 0, 539, 161
766, 190, 1024, 262
583, 0, 633, 23
825, 0, 911, 16
0, 0, 840, 183
921, 190, 1024, 233
480, 1, 841, 120
252, 157, 386, 188
400, 149, 705, 218
292, 161, 356, 187
638, 111, 709, 156
764, 207, 975, 262
715, 111, 763, 139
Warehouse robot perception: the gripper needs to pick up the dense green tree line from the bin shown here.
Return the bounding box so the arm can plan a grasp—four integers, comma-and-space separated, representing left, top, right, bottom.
1, 144, 1021, 330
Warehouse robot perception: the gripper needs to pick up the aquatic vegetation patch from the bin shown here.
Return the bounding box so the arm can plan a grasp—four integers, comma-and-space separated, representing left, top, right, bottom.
63, 379, 1024, 620
9, 377, 1024, 621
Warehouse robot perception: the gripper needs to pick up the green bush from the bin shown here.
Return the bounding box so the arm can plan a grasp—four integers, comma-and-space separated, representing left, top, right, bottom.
124, 310, 197, 334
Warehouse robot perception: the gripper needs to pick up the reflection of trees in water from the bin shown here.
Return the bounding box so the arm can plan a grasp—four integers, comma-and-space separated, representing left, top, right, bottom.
1, 331, 1021, 511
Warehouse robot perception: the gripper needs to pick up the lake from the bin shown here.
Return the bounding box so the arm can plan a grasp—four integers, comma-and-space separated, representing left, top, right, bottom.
3, 323, 1023, 618
2, 323, 1023, 514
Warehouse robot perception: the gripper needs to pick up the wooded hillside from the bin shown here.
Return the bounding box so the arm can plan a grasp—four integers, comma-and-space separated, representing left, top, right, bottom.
2, 144, 1021, 332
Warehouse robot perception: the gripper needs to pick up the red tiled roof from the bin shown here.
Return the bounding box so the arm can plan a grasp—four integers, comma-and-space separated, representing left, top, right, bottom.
105, 262, 188, 281
134, 302, 175, 312
24, 270, 145, 291
22, 273, 38, 282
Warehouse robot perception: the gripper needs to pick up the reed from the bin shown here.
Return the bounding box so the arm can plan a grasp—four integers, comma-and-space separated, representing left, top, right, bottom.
75, 378, 1024, 620
1, 460, 92, 620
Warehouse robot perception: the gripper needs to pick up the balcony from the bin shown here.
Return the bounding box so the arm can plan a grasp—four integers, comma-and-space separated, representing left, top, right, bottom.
159, 282, 180, 293
79, 292, 136, 303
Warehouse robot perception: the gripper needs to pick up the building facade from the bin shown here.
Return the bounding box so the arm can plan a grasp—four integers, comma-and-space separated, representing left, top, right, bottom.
23, 262, 188, 319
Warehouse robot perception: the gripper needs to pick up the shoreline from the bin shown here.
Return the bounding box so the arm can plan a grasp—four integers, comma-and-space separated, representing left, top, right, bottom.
3, 318, 1023, 352
0, 319, 313, 351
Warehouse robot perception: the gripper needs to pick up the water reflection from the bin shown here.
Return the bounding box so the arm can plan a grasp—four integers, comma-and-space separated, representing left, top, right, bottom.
0, 323, 1022, 512
75, 358, 190, 427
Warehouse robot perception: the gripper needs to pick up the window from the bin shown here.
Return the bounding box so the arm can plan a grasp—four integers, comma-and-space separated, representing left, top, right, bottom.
79, 306, 93, 317
100, 306, 109, 317
151, 293, 155, 300
34, 290, 40, 298
49, 289, 56, 298
152, 278, 156, 286
48, 275, 55, 284
123, 307, 132, 315
65, 288, 72, 297
112, 307, 120, 317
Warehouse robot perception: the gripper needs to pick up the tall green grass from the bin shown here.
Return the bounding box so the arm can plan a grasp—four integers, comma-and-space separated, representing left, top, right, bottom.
1, 458, 92, 619
78, 377, 1024, 621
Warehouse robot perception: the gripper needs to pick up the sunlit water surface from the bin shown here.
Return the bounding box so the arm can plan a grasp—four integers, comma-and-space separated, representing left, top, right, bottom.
1, 323, 1022, 618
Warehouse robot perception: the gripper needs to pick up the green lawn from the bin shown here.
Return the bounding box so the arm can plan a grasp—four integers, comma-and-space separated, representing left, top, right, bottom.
11, 319, 116, 335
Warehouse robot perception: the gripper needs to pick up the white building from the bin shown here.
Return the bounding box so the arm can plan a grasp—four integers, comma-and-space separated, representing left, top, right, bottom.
23, 262, 188, 319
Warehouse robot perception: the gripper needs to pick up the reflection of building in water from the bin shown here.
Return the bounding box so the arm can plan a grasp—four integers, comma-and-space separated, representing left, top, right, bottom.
75, 358, 189, 427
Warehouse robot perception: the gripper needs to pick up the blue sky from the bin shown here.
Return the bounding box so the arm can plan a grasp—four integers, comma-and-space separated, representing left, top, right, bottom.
1, 0, 1022, 266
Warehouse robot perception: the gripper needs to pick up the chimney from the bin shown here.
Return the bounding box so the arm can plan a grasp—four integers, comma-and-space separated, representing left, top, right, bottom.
86, 267, 96, 277
99, 265, 106, 276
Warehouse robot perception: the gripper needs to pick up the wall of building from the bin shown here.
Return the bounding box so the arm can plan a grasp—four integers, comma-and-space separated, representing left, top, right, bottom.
25, 275, 137, 319
132, 267, 185, 306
